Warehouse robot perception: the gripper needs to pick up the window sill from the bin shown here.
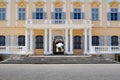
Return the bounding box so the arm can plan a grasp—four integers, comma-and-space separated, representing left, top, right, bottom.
17, 20, 26, 21
35, 48, 43, 49
0, 20, 7, 21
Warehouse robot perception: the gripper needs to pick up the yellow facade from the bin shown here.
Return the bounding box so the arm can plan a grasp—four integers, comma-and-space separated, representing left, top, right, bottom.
0, 0, 120, 56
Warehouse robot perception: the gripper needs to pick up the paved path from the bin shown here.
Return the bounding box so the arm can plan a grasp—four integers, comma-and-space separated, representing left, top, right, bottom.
0, 64, 120, 80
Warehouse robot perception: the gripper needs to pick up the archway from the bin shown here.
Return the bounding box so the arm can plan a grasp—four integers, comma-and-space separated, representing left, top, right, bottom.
53, 36, 64, 55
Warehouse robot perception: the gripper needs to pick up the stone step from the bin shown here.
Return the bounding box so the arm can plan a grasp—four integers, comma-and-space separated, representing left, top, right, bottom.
0, 56, 119, 64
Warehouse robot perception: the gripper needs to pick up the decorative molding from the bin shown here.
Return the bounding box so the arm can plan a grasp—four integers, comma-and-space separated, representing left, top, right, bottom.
90, 0, 101, 8
53, 0, 64, 8
34, 0, 45, 8
72, 0, 82, 8
109, 0, 119, 8
0, 0, 8, 8
17, 0, 27, 8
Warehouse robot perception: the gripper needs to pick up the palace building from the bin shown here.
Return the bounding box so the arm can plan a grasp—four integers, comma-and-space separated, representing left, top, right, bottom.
0, 0, 120, 61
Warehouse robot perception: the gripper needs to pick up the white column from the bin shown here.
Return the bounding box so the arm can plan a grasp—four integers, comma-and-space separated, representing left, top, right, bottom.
30, 29, 33, 53
89, 28, 92, 53
49, 29, 52, 54
25, 29, 28, 52
69, 29, 73, 54
84, 28, 88, 55
44, 29, 48, 54
65, 29, 68, 54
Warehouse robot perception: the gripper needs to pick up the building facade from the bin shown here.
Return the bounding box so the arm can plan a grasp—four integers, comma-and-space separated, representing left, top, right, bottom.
0, 0, 120, 60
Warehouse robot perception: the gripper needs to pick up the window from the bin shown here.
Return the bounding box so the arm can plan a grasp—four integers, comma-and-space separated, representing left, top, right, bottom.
36, 36, 43, 49
18, 8, 26, 20
0, 36, 5, 46
36, 8, 43, 19
74, 8, 81, 19
92, 8, 99, 21
18, 36, 25, 46
92, 36, 99, 46
0, 8, 6, 20
55, 8, 62, 19
74, 36, 81, 49
111, 8, 118, 21
111, 36, 118, 46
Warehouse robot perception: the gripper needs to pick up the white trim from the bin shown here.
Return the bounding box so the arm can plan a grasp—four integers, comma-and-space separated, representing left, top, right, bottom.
100, 5, 102, 26
64, 2, 66, 12
26, 4, 29, 20
7, 0, 10, 26
82, 4, 84, 12
89, 4, 91, 20
51, 2, 54, 12
44, 4, 46, 12
15, 4, 18, 26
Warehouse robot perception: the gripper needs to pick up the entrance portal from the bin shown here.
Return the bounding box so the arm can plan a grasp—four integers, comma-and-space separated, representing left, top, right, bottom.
53, 36, 64, 55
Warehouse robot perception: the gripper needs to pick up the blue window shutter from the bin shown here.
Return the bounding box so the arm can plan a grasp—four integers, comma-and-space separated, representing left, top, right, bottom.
32, 12, 36, 19
107, 13, 111, 21
62, 12, 66, 19
100, 36, 104, 46
118, 13, 120, 21
81, 36, 84, 49
14, 35, 17, 46
81, 12, 84, 19
51, 12, 55, 19
43, 12, 47, 19
107, 36, 111, 46
70, 12, 74, 19
5, 35, 10, 46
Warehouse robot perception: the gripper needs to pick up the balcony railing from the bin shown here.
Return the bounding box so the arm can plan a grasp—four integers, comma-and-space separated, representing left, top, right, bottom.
0, 46, 26, 54
92, 46, 120, 54
26, 19, 92, 25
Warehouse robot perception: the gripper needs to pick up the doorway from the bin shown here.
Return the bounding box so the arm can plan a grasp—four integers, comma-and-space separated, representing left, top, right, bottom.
53, 36, 64, 55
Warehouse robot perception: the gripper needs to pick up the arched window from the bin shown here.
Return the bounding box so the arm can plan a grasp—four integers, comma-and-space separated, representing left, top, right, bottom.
92, 36, 99, 46
0, 36, 5, 46
18, 36, 25, 46
74, 36, 81, 49
111, 36, 118, 46
36, 36, 43, 49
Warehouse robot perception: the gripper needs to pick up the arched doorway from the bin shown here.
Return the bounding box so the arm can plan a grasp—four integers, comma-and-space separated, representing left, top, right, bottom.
53, 36, 64, 55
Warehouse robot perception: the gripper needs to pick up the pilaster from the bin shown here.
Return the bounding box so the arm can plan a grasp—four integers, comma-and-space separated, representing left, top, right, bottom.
10, 0, 16, 27
102, 0, 107, 27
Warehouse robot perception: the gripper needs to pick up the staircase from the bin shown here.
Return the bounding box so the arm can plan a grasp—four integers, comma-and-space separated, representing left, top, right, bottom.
0, 55, 119, 64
